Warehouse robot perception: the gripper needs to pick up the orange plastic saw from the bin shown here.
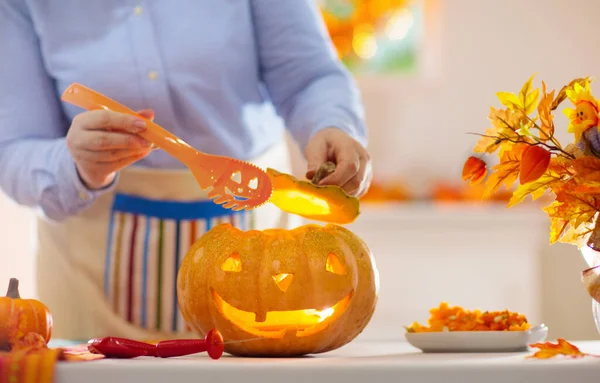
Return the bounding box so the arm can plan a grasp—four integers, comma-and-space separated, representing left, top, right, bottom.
61, 83, 272, 211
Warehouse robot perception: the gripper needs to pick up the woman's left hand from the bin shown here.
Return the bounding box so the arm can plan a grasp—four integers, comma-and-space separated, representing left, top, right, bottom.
304, 128, 372, 198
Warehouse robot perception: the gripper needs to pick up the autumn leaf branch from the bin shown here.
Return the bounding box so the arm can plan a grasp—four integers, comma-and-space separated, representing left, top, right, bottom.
467, 132, 575, 159
462, 74, 600, 249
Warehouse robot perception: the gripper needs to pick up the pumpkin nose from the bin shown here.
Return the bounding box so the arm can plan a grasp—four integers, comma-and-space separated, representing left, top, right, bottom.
272, 273, 294, 292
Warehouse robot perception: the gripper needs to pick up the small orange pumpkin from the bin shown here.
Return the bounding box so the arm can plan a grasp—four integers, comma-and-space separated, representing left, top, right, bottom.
0, 278, 53, 350
177, 224, 378, 356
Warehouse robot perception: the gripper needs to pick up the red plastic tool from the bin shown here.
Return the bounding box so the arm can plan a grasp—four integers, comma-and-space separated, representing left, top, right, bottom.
87, 336, 153, 358
87, 329, 224, 360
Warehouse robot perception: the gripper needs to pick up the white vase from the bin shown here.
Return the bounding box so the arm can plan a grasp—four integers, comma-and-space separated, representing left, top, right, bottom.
581, 245, 600, 334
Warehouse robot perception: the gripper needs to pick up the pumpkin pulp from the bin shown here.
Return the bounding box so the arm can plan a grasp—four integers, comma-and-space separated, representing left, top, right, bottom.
266, 166, 360, 224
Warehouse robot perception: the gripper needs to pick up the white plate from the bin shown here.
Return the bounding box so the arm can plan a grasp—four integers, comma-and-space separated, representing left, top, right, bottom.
404, 324, 548, 353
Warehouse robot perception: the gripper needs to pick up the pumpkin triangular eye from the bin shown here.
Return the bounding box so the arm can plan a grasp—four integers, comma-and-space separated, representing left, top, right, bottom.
326, 253, 346, 275
221, 253, 242, 272
272, 273, 294, 292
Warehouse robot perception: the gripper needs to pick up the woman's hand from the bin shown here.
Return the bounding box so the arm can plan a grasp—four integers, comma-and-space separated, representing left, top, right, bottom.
304, 128, 372, 198
66, 109, 155, 190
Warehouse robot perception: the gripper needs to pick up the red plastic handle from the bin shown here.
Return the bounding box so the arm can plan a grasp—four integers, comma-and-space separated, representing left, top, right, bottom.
87, 329, 224, 360
88, 337, 156, 358
156, 329, 224, 360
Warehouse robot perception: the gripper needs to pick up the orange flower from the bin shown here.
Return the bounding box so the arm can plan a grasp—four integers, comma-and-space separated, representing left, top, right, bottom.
462, 156, 487, 185
563, 80, 599, 142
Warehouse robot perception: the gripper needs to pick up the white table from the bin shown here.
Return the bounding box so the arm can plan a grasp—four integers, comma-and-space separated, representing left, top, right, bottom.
56, 340, 600, 383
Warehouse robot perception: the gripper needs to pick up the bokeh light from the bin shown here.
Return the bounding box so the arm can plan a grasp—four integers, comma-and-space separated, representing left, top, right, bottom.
385, 9, 414, 41
320, 0, 417, 73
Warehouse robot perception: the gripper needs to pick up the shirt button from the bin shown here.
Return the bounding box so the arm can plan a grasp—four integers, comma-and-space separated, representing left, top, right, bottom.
78, 192, 89, 201
147, 71, 158, 80
133, 5, 143, 16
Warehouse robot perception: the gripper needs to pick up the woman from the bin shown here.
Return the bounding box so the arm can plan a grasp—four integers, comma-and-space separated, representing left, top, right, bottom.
0, 1, 372, 341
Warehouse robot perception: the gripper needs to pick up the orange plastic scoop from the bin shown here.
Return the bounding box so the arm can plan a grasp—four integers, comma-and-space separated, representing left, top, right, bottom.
61, 83, 272, 211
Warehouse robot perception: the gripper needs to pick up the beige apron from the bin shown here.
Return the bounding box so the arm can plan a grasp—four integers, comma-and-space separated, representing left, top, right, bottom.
35, 141, 302, 341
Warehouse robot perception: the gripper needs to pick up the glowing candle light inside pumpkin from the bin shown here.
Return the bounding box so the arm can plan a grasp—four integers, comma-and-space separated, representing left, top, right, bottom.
213, 290, 351, 337
213, 250, 351, 338
306, 307, 336, 322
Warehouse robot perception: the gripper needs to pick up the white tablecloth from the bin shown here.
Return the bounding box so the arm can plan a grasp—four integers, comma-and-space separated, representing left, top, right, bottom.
56, 340, 600, 383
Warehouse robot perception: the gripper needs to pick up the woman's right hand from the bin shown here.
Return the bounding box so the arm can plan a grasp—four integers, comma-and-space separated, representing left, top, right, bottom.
66, 109, 155, 190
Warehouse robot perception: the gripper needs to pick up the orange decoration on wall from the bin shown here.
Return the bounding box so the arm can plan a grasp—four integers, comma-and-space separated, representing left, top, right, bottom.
360, 180, 515, 203
361, 181, 412, 202
431, 182, 513, 202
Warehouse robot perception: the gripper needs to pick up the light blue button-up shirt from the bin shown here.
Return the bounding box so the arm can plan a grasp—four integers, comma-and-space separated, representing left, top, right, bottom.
0, 0, 366, 221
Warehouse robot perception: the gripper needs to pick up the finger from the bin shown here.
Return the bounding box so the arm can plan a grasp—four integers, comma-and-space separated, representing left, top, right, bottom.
76, 109, 147, 133
339, 176, 361, 196
76, 147, 153, 162
348, 158, 372, 198
304, 136, 329, 180
109, 151, 149, 171
80, 151, 149, 175
137, 109, 155, 121
136, 109, 159, 149
319, 149, 360, 187
356, 165, 373, 198
340, 156, 368, 196
81, 130, 152, 151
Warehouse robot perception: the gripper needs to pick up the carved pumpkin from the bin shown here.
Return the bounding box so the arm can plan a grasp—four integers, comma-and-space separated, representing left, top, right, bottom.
177, 223, 378, 356
0, 278, 53, 350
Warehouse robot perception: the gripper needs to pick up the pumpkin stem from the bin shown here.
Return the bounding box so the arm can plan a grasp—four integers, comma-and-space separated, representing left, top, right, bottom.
6, 278, 20, 299
312, 162, 336, 184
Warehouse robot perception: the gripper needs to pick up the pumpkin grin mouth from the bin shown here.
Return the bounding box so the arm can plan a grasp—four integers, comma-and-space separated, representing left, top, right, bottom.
212, 289, 353, 339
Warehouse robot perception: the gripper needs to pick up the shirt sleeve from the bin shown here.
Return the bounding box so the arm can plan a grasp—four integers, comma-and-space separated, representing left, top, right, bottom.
0, 0, 116, 222
250, 0, 368, 151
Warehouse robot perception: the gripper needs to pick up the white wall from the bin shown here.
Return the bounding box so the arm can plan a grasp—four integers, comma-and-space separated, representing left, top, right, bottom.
288, 0, 600, 340
1, 0, 599, 341
0, 196, 36, 298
